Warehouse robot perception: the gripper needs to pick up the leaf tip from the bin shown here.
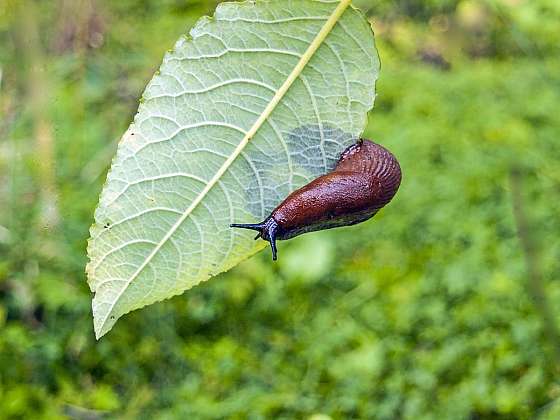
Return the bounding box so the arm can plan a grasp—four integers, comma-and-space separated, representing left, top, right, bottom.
92, 296, 120, 340
94, 329, 103, 341
93, 314, 116, 340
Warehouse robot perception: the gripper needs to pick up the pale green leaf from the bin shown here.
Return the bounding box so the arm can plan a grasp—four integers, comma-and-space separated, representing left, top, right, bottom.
87, 0, 379, 338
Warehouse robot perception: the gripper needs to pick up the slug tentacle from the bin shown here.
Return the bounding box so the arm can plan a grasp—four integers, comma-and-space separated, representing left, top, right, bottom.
230, 222, 265, 232
230, 217, 279, 260
230, 139, 401, 261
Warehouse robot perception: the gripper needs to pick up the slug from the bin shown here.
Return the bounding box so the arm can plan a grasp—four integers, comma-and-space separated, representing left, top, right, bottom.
231, 139, 402, 260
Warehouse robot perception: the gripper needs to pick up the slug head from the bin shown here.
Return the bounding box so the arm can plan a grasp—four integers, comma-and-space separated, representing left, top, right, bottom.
230, 217, 279, 261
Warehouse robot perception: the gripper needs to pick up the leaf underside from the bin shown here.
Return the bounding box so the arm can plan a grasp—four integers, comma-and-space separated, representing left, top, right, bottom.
87, 0, 379, 339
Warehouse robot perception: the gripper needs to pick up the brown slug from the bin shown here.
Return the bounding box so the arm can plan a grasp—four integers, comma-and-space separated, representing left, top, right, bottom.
231, 139, 402, 260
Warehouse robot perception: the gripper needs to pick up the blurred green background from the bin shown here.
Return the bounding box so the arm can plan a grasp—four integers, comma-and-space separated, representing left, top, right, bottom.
1, 0, 559, 418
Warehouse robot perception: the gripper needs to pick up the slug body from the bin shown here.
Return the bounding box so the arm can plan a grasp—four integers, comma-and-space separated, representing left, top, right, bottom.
231, 139, 402, 260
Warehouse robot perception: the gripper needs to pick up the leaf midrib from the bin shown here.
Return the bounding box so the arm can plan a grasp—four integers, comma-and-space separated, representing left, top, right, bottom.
96, 0, 353, 338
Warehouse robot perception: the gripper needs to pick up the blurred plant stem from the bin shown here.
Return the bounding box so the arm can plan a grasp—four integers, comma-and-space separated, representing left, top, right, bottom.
510, 168, 560, 370
53, 0, 104, 54
55, 0, 105, 183
0, 66, 14, 141
14, 0, 60, 228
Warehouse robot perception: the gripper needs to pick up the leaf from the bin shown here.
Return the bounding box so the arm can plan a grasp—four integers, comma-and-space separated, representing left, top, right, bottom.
87, 0, 379, 339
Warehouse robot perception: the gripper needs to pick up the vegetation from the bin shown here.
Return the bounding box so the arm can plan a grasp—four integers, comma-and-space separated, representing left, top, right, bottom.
1, 0, 559, 418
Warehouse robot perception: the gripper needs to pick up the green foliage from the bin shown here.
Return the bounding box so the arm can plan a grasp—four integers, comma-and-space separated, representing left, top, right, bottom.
1, 0, 559, 418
